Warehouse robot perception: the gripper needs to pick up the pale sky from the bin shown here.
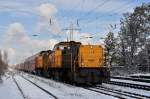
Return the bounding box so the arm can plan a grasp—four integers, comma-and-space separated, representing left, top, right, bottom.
0, 0, 149, 65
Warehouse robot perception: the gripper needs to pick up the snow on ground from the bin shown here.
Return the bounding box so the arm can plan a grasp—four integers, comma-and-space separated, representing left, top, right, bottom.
23, 73, 117, 99
14, 75, 55, 99
0, 72, 117, 99
102, 83, 150, 96
1, 70, 149, 99
0, 76, 23, 99
111, 78, 150, 86
130, 73, 150, 77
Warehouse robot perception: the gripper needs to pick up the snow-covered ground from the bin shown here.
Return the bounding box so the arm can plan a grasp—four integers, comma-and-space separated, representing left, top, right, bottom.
102, 83, 150, 97
23, 73, 116, 99
0, 76, 23, 99
1, 71, 149, 99
0, 72, 116, 99
111, 78, 150, 86
14, 75, 55, 99
130, 73, 150, 77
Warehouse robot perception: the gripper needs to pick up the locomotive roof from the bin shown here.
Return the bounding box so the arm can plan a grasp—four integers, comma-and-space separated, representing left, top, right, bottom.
54, 41, 81, 49
39, 50, 52, 54
25, 50, 52, 62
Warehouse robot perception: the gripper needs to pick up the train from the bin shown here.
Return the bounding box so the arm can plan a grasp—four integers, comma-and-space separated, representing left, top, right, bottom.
16, 41, 110, 85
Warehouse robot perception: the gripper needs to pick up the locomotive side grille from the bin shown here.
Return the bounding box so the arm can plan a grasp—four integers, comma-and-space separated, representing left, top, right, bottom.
78, 45, 104, 68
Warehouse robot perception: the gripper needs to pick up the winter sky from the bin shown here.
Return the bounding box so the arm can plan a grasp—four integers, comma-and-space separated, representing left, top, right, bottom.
0, 0, 149, 65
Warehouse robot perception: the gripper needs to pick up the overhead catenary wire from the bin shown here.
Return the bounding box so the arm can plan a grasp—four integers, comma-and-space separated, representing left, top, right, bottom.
61, 0, 86, 26
76, 0, 86, 27
79, 0, 137, 34
0, 5, 38, 15
75, 0, 135, 35
78, 0, 111, 21
81, 0, 136, 24
80, 0, 86, 19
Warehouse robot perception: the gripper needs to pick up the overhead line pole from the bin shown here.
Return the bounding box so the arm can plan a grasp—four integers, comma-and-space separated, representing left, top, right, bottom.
63, 23, 81, 41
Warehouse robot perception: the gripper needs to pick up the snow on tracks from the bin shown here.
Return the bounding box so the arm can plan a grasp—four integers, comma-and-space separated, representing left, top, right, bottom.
102, 83, 150, 98
0, 76, 24, 99
21, 76, 58, 99
108, 79, 150, 90
14, 75, 55, 99
12, 76, 26, 99
23, 73, 116, 99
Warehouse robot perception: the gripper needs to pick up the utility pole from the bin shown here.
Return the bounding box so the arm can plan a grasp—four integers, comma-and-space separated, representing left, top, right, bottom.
63, 23, 80, 41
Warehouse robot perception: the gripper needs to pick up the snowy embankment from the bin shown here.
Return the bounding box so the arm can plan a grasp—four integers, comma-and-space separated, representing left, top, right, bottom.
111, 78, 150, 86
131, 73, 150, 77
0, 72, 117, 99
0, 76, 23, 99
107, 78, 150, 96
14, 75, 55, 99
22, 73, 116, 99
102, 83, 150, 97
1, 71, 150, 99
130, 73, 150, 79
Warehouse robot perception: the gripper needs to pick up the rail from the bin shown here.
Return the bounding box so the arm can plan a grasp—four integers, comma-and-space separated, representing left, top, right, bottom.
111, 76, 150, 83
12, 76, 26, 99
21, 76, 58, 99
106, 80, 150, 90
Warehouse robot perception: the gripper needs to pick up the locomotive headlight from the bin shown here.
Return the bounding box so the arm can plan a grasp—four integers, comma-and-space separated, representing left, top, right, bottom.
81, 62, 84, 66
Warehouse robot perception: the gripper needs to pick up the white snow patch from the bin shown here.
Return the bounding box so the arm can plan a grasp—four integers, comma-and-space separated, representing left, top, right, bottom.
0, 76, 23, 99
111, 78, 150, 86
102, 83, 150, 96
23, 73, 117, 99
14, 75, 54, 99
130, 73, 150, 77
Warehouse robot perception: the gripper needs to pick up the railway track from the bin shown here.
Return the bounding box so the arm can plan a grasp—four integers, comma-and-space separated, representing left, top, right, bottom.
111, 76, 150, 83
21, 76, 58, 99
12, 76, 27, 99
105, 80, 150, 91
26, 74, 127, 98
130, 75, 150, 79
23, 73, 150, 99
97, 85, 150, 99
84, 87, 125, 99
85, 85, 150, 99
27, 74, 131, 98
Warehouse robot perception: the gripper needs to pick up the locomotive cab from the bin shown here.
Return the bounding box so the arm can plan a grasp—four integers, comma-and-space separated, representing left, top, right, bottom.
75, 45, 110, 84
78, 45, 104, 68
49, 41, 110, 84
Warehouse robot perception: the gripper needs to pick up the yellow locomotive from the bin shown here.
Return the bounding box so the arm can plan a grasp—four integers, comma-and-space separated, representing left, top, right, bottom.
17, 41, 110, 84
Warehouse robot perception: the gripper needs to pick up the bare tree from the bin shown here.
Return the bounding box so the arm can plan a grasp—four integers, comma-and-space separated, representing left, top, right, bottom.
3, 50, 8, 70
118, 3, 150, 73
0, 50, 8, 81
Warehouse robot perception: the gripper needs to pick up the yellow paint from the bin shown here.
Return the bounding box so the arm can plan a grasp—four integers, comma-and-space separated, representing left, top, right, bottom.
50, 49, 62, 68
36, 56, 43, 68
48, 54, 51, 67
78, 45, 104, 68
36, 54, 49, 70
